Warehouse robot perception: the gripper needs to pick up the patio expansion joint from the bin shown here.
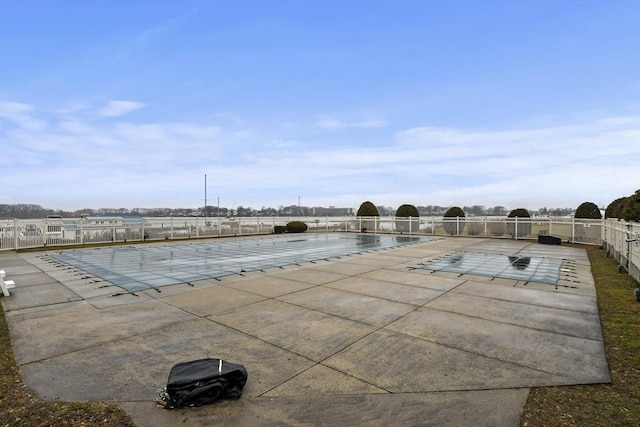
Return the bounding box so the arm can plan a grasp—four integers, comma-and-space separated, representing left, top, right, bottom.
249, 293, 442, 398
17, 315, 205, 367
157, 290, 435, 398
255, 362, 394, 398
378, 323, 581, 383
252, 290, 455, 397
420, 302, 604, 343
449, 287, 598, 316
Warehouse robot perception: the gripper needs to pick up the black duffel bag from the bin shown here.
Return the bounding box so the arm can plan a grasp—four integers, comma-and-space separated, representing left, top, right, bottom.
161, 358, 248, 409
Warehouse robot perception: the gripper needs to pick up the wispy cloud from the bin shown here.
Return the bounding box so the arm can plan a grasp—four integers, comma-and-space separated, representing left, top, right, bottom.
1, 98, 638, 210
98, 100, 146, 117
0, 101, 46, 131
316, 117, 389, 130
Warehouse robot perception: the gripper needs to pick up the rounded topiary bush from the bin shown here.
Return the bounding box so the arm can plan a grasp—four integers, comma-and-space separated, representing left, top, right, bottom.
443, 206, 465, 235
507, 208, 531, 237
395, 204, 419, 233
357, 201, 379, 217
274, 225, 287, 234
286, 221, 308, 233
357, 201, 379, 232
575, 202, 602, 219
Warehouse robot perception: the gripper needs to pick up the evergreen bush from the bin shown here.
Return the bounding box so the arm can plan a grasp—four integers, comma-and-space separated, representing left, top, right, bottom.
443, 206, 465, 235
286, 221, 308, 233
575, 202, 602, 219
507, 208, 532, 237
605, 190, 639, 221
395, 204, 419, 233
356, 201, 379, 217
357, 201, 379, 232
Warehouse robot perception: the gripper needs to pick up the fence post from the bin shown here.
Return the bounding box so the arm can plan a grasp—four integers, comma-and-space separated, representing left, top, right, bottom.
515, 216, 519, 240
80, 217, 84, 245
13, 219, 18, 250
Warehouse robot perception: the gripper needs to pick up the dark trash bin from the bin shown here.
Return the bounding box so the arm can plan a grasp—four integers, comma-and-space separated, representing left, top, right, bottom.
538, 235, 561, 245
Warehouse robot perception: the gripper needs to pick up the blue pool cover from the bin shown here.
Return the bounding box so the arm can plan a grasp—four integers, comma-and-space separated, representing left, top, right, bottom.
422, 252, 562, 285
53, 233, 437, 293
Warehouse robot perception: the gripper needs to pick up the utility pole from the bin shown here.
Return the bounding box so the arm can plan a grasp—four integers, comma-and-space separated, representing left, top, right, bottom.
204, 174, 207, 224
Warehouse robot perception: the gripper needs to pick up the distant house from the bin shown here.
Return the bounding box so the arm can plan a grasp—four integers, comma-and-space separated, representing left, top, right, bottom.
310, 207, 354, 216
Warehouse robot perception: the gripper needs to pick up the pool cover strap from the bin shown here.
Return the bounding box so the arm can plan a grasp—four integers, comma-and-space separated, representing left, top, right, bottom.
163, 358, 248, 409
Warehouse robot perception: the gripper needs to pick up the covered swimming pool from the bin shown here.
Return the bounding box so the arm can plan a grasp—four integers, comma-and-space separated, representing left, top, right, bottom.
52, 233, 438, 292
422, 251, 562, 285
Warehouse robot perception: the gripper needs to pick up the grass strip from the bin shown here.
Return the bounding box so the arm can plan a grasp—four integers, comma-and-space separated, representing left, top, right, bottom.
0, 303, 135, 427
521, 245, 640, 426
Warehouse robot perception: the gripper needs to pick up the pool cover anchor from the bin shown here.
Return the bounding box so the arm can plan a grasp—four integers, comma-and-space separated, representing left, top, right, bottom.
110, 292, 138, 297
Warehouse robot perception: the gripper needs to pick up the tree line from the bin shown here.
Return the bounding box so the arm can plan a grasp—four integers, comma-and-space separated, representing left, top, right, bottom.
0, 203, 578, 220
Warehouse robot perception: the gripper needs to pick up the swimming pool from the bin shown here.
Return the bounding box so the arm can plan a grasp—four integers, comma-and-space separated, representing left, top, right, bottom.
422, 251, 562, 285
52, 233, 438, 292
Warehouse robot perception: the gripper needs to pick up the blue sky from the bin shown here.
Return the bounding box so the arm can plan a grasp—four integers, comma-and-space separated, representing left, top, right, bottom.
1, 0, 639, 212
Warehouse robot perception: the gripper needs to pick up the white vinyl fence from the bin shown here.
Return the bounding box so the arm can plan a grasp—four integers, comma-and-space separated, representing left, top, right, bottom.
0, 215, 605, 250
601, 219, 640, 284
1, 215, 635, 284
0, 216, 640, 283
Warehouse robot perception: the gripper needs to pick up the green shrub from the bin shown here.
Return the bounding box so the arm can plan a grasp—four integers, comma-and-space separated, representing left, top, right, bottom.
605, 197, 626, 219
575, 202, 602, 219
357, 201, 379, 217
621, 190, 640, 221
507, 208, 532, 237
274, 225, 287, 234
443, 206, 465, 235
395, 204, 419, 233
605, 190, 639, 221
286, 221, 308, 233
357, 201, 379, 232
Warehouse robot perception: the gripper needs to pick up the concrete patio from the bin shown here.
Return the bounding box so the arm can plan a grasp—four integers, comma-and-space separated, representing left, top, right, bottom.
0, 236, 610, 426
